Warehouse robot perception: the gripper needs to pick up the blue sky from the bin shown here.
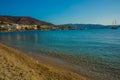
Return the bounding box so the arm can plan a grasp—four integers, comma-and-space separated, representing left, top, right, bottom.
0, 0, 120, 25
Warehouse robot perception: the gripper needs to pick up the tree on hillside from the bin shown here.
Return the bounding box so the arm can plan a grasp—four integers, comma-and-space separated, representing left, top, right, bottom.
0, 26, 2, 31
25, 27, 29, 30
0, 21, 6, 25
37, 26, 41, 30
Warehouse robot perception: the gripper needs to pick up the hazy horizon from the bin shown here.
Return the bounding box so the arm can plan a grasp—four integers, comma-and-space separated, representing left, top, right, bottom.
0, 0, 120, 25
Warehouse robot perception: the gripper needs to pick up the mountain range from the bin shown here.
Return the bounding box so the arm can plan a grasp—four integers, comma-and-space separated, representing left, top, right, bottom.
0, 16, 53, 26
63, 24, 111, 29
64, 24, 120, 29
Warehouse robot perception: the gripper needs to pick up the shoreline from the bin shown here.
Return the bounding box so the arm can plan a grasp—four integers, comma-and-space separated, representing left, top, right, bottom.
0, 43, 89, 80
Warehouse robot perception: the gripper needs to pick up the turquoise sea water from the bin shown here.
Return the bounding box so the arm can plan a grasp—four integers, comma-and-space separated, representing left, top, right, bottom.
0, 29, 120, 80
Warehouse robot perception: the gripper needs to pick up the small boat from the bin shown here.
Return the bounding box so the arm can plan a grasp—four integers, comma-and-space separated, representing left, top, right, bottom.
111, 19, 118, 29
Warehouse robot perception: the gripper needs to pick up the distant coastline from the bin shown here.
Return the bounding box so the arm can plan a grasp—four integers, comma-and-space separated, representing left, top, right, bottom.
0, 15, 119, 32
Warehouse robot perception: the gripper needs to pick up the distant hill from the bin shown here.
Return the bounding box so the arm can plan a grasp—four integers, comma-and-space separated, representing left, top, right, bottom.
0, 16, 53, 26
64, 24, 112, 29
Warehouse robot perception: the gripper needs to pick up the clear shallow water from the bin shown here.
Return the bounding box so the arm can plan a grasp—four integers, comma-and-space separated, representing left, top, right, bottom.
0, 29, 120, 80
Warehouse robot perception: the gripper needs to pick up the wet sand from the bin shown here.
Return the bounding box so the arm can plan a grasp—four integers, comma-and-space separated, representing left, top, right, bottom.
0, 43, 89, 80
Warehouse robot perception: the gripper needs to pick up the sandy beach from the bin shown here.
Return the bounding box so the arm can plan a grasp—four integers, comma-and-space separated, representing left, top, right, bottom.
0, 43, 89, 80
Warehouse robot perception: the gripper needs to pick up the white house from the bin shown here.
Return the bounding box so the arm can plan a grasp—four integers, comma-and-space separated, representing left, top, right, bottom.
11, 24, 21, 30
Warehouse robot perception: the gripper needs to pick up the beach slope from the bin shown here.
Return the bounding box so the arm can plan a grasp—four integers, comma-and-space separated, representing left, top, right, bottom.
0, 43, 88, 80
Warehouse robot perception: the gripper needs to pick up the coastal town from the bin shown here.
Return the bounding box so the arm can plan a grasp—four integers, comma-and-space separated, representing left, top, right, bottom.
0, 21, 54, 31
0, 21, 78, 31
